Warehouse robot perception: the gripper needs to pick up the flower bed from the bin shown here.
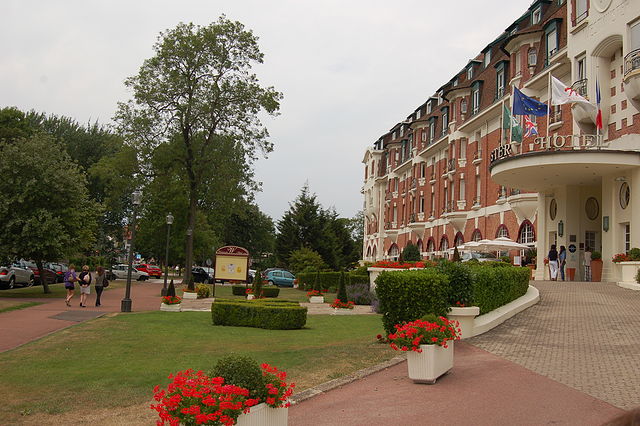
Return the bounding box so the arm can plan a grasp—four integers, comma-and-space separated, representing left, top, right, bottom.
161, 296, 182, 305
330, 299, 354, 309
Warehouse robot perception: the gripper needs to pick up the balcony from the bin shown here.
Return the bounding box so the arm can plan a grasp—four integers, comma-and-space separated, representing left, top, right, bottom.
442, 204, 467, 232
623, 49, 640, 112
571, 79, 588, 98
441, 202, 453, 215
472, 196, 481, 210
429, 172, 436, 184
472, 150, 482, 165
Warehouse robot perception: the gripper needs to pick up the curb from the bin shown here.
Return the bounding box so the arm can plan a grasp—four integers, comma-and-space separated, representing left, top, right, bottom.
471, 285, 540, 337
289, 354, 407, 404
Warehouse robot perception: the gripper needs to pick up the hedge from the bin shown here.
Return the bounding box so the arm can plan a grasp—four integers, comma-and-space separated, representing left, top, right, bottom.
232, 285, 280, 298
211, 299, 307, 330
375, 269, 450, 334
297, 271, 369, 291
469, 264, 530, 314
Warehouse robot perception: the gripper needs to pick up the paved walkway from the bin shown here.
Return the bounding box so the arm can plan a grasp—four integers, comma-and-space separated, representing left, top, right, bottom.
470, 280, 640, 410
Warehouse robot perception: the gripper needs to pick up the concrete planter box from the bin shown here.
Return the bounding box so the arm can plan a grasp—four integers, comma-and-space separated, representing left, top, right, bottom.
247, 294, 255, 300
160, 303, 181, 312
331, 308, 355, 315
181, 291, 197, 300
309, 296, 324, 304
406, 342, 454, 384
617, 261, 640, 290
447, 306, 480, 339
236, 402, 288, 426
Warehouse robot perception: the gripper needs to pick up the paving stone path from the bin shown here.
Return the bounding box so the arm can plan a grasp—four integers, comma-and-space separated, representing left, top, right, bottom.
469, 281, 640, 410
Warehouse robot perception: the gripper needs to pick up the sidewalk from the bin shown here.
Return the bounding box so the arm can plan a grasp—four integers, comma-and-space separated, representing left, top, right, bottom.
289, 342, 624, 426
0, 280, 165, 352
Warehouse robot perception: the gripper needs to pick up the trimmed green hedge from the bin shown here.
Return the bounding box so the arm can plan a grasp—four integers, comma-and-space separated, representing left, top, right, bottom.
375, 269, 450, 334
297, 272, 369, 291
232, 285, 279, 298
211, 299, 307, 330
469, 264, 530, 314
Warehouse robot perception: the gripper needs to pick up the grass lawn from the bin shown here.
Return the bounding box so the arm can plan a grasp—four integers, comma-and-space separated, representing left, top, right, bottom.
0, 300, 42, 313
0, 311, 392, 422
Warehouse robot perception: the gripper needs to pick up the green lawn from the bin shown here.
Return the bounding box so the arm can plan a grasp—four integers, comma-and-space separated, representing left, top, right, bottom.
0, 311, 391, 422
0, 300, 42, 313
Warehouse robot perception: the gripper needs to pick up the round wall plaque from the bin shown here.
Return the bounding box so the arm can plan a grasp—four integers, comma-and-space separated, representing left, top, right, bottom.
619, 182, 630, 209
585, 197, 599, 220
549, 199, 557, 220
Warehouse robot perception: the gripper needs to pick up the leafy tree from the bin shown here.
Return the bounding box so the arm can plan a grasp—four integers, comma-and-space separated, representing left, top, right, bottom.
313, 270, 322, 292
402, 243, 421, 262
116, 17, 282, 289
0, 107, 34, 143
288, 247, 327, 274
223, 201, 275, 257
0, 134, 98, 293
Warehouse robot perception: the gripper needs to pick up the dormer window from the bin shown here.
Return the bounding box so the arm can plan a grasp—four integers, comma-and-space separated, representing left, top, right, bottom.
484, 50, 491, 68
453, 78, 459, 87
392, 130, 397, 140
416, 109, 422, 119
467, 67, 474, 80
437, 90, 444, 105
528, 48, 538, 67
532, 6, 541, 25
426, 101, 432, 114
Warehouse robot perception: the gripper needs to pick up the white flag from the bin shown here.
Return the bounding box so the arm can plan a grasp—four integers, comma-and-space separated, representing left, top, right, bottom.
551, 76, 594, 108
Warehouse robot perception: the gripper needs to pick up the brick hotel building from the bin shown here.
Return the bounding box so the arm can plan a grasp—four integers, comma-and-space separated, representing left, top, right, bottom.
362, 0, 640, 282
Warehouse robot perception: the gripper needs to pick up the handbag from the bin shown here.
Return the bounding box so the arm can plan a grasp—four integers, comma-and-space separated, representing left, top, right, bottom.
103, 278, 109, 288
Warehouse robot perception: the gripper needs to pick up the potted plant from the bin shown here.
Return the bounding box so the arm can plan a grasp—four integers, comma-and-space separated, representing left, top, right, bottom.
182, 276, 198, 299
613, 248, 640, 287
246, 288, 255, 300
160, 280, 181, 312
331, 271, 354, 315
387, 314, 460, 384
308, 270, 324, 303
591, 251, 603, 282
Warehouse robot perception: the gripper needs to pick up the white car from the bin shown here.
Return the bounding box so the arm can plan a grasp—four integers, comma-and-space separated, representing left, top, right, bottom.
110, 264, 149, 281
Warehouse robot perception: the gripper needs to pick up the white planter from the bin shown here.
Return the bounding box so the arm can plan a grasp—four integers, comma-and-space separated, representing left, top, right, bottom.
406, 342, 454, 384
182, 291, 197, 299
309, 296, 324, 304
160, 303, 181, 312
247, 294, 255, 300
618, 261, 640, 283
331, 308, 354, 315
447, 306, 480, 339
236, 402, 288, 426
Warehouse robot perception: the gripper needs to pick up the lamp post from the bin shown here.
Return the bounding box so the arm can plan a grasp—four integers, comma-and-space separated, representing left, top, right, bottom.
161, 212, 174, 296
121, 190, 142, 312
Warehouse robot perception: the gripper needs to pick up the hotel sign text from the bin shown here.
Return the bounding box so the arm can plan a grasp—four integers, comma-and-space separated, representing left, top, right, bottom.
490, 134, 606, 163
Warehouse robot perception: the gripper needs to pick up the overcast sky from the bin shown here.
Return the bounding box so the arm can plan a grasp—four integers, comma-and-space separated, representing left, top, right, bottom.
2, 0, 533, 222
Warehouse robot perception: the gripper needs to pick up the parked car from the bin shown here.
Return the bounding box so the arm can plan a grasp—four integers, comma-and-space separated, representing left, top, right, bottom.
19, 260, 57, 285
110, 264, 149, 281
192, 267, 213, 284
460, 252, 502, 262
260, 268, 288, 280
0, 263, 35, 289
134, 263, 163, 278
264, 270, 296, 287
46, 262, 68, 283
248, 269, 256, 282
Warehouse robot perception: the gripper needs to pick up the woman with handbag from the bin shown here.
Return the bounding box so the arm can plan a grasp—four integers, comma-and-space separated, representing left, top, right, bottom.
64, 264, 78, 307
94, 266, 107, 307
78, 265, 92, 308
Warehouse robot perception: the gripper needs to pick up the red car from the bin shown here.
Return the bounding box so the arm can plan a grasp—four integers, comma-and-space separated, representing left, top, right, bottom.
134, 264, 163, 278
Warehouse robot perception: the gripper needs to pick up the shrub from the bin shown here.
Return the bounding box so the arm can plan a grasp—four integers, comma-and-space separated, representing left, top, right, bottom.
437, 260, 473, 306
452, 246, 461, 262
500, 255, 511, 263
261, 286, 280, 298
402, 243, 421, 262
336, 271, 348, 303
288, 247, 328, 274
211, 299, 307, 329
469, 264, 529, 314
232, 284, 251, 296
252, 269, 264, 296
166, 279, 176, 297
196, 283, 210, 299
629, 248, 640, 261
591, 251, 602, 260
636, 268, 640, 284
346, 282, 376, 305
210, 355, 266, 400
297, 271, 369, 291
375, 269, 450, 334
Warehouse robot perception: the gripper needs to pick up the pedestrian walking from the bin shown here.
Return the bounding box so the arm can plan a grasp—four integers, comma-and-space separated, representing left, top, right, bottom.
548, 244, 559, 281
64, 264, 78, 307
584, 247, 592, 281
78, 265, 92, 308
559, 246, 567, 281
94, 266, 106, 307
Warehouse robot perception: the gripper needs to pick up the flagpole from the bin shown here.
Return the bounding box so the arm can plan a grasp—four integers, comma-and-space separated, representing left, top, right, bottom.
546, 71, 552, 147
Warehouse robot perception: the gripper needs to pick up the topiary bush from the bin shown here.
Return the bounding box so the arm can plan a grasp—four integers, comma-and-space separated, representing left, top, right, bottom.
437, 260, 473, 306
452, 246, 461, 262
402, 243, 421, 262
196, 283, 210, 299
167, 279, 176, 297
252, 270, 264, 296
591, 251, 602, 260
469, 264, 530, 314
375, 269, 450, 334
210, 355, 266, 400
211, 299, 307, 329
336, 271, 348, 303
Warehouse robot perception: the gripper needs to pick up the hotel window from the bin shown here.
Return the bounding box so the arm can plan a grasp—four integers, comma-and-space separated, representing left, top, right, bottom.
441, 107, 449, 136
421, 130, 427, 142
576, 55, 586, 80
426, 102, 432, 114
420, 162, 426, 178
484, 50, 491, 68
575, 0, 588, 25
497, 225, 509, 238
471, 83, 481, 115
429, 118, 436, 142
392, 130, 397, 139
467, 67, 473, 80
585, 231, 596, 251
459, 179, 466, 200
393, 206, 397, 223
472, 229, 482, 242
460, 139, 467, 159
416, 109, 422, 119
531, 6, 542, 25
475, 175, 481, 203
518, 222, 535, 244
419, 196, 425, 213
528, 48, 538, 67
438, 90, 444, 105
496, 68, 506, 99
394, 177, 398, 191
440, 237, 449, 252
460, 98, 468, 114
625, 223, 631, 252
630, 20, 640, 51
546, 26, 558, 62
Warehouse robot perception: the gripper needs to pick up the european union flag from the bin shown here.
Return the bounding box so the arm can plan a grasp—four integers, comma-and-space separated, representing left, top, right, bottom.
513, 87, 548, 116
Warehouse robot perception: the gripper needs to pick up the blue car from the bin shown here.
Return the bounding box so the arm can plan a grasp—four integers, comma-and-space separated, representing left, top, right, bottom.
265, 270, 296, 287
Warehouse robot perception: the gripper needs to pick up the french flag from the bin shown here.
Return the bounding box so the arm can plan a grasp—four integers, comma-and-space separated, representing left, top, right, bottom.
595, 77, 603, 130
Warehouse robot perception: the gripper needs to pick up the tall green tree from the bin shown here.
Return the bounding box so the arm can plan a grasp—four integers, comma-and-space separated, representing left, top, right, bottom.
223, 201, 275, 258
0, 134, 98, 293
116, 17, 282, 289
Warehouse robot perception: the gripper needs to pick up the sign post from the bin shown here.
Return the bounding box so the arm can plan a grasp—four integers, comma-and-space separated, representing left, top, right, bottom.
214, 246, 250, 290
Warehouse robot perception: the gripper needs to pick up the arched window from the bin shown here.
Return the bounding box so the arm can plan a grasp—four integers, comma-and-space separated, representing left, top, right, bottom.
388, 244, 400, 259
496, 225, 509, 239
454, 232, 464, 249
426, 238, 435, 252
440, 236, 449, 252
366, 246, 372, 257
471, 229, 482, 242
518, 221, 535, 244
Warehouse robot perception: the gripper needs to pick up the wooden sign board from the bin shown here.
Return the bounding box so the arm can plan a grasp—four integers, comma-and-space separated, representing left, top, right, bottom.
214, 246, 250, 282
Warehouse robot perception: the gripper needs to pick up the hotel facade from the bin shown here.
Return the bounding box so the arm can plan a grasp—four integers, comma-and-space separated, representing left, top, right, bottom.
362, 0, 640, 282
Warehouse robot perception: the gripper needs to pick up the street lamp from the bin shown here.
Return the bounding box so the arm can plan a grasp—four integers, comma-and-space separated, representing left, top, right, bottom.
161, 212, 174, 296
121, 190, 142, 312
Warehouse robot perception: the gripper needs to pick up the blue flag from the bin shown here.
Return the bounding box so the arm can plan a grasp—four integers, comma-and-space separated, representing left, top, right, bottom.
513, 87, 548, 116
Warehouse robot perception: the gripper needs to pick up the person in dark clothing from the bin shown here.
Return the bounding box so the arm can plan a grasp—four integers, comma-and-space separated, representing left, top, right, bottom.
78, 265, 92, 307
548, 244, 559, 281
94, 266, 106, 307
559, 246, 567, 281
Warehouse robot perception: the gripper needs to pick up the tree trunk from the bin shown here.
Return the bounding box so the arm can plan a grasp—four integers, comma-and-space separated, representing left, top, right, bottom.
35, 259, 51, 294
183, 184, 198, 290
